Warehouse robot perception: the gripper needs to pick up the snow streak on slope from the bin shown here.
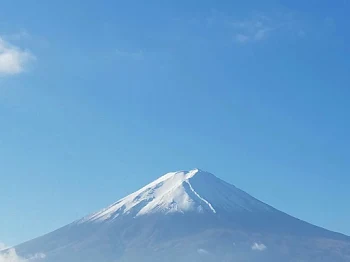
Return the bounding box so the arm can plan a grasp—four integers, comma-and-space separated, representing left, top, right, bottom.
79, 169, 273, 223
184, 180, 216, 213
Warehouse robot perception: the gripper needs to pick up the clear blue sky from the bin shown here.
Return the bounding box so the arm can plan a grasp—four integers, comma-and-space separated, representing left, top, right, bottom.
1, 0, 349, 246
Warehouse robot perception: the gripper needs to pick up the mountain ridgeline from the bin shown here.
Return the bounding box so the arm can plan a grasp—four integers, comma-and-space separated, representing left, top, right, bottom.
12, 169, 350, 262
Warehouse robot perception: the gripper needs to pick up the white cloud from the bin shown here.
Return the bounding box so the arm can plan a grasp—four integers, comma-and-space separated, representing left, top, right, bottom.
251, 242, 267, 251
0, 244, 45, 262
231, 12, 303, 44
0, 37, 36, 76
27, 253, 46, 260
0, 248, 25, 262
197, 248, 210, 255
232, 16, 275, 44
235, 34, 249, 43
254, 28, 273, 41
4, 30, 31, 41
0, 243, 7, 251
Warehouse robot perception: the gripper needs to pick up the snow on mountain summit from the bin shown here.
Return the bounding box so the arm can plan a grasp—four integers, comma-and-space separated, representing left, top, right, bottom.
80, 169, 273, 223
12, 169, 350, 262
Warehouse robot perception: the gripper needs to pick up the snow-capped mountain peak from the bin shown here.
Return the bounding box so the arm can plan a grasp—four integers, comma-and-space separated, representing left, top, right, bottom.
79, 169, 272, 223
12, 169, 350, 262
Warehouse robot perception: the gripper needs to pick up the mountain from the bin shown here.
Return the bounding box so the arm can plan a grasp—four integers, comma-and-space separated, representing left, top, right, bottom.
10, 169, 350, 261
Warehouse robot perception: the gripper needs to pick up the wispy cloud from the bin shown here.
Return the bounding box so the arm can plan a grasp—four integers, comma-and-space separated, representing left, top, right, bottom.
231, 13, 303, 44
0, 37, 36, 76
0, 243, 7, 251
0, 248, 24, 262
251, 242, 267, 251
0, 243, 45, 262
3, 30, 31, 41
235, 33, 250, 43
174, 10, 304, 46
0, 249, 45, 262
232, 15, 276, 43
197, 248, 210, 256
27, 253, 46, 260
115, 48, 144, 60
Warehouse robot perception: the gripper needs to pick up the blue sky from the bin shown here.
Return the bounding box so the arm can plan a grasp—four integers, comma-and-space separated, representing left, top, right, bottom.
1, 0, 349, 246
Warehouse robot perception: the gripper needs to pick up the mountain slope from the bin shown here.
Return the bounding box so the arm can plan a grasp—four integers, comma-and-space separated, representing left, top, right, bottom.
79, 169, 273, 223
12, 169, 350, 262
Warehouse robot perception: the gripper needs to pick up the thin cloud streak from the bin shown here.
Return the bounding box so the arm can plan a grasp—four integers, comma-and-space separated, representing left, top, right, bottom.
231, 12, 303, 44
115, 48, 144, 60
